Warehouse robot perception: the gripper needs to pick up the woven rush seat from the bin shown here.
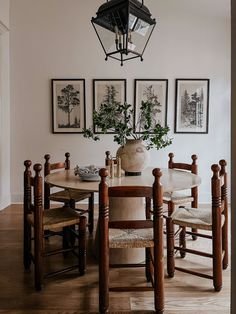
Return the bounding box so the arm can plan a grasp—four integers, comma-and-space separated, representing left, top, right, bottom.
109, 228, 154, 248
49, 189, 91, 202
27, 207, 81, 230
163, 190, 194, 205
171, 206, 225, 231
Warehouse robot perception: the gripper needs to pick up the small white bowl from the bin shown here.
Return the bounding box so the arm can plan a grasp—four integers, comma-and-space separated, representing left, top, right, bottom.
74, 165, 101, 181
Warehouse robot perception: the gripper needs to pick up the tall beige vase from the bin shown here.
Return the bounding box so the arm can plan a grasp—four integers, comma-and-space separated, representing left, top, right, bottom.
116, 139, 150, 176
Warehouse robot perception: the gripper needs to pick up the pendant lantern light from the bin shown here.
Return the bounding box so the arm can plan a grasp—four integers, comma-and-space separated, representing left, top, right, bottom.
91, 0, 156, 66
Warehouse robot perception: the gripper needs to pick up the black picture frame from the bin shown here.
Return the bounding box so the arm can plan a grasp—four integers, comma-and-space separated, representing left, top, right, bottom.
174, 79, 210, 134
93, 79, 127, 134
134, 79, 168, 133
52, 79, 86, 134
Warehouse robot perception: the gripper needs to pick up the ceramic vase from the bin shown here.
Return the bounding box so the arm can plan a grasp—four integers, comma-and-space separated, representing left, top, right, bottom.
116, 139, 150, 176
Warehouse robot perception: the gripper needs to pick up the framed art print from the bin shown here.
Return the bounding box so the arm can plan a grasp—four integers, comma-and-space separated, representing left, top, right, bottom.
93, 79, 127, 133
175, 79, 210, 134
134, 79, 168, 132
52, 79, 86, 133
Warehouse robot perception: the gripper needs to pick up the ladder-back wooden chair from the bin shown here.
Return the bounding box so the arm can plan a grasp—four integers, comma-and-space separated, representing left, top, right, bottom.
98, 168, 164, 314
164, 153, 198, 249
23, 161, 87, 290
166, 160, 228, 291
44, 152, 94, 234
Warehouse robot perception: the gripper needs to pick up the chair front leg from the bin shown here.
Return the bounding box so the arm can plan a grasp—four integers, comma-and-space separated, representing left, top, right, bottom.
34, 226, 43, 291
78, 216, 87, 275
88, 193, 94, 235
213, 228, 223, 292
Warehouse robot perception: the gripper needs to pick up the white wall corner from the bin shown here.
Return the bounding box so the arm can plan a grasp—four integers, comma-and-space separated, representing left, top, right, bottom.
0, 20, 9, 34
0, 194, 10, 210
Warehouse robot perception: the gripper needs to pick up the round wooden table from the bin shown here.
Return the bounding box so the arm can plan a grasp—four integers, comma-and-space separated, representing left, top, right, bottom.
46, 167, 201, 263
45, 167, 201, 193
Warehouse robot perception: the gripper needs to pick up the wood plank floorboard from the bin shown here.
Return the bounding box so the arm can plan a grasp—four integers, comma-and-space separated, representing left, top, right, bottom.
0, 204, 230, 313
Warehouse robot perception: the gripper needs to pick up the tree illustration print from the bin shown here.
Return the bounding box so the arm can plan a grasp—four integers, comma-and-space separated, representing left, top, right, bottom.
57, 84, 80, 128
99, 85, 123, 127
139, 85, 162, 129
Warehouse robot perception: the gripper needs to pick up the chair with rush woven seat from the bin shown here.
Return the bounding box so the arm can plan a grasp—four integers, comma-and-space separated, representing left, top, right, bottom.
163, 153, 198, 250
166, 160, 228, 291
98, 168, 164, 314
23, 161, 87, 290
44, 152, 94, 234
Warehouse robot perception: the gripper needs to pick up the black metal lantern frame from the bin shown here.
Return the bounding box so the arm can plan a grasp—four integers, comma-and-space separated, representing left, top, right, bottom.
91, 0, 156, 66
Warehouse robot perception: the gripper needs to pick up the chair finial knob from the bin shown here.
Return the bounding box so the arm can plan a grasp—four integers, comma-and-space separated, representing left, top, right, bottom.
99, 168, 109, 178
191, 154, 198, 161
219, 159, 227, 167
24, 160, 32, 168
34, 163, 42, 173
211, 164, 220, 173
44, 154, 50, 161
152, 168, 162, 178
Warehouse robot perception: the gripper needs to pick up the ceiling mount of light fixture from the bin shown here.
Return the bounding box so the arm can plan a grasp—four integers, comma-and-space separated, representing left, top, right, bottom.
91, 0, 156, 66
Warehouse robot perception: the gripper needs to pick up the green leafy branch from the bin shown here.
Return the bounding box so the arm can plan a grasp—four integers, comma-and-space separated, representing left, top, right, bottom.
83, 101, 172, 150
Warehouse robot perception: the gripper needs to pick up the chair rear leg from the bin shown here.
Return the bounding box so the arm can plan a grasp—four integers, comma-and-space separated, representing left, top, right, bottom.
222, 209, 228, 270
166, 217, 175, 278
168, 201, 174, 216
179, 227, 186, 258
145, 247, 152, 282
78, 216, 87, 275
88, 193, 94, 235
24, 218, 32, 270
69, 199, 76, 245
192, 228, 198, 240
63, 227, 71, 257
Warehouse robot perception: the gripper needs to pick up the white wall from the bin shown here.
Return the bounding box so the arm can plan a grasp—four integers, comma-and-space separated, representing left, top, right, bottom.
10, 0, 230, 203
0, 0, 10, 210
0, 0, 9, 27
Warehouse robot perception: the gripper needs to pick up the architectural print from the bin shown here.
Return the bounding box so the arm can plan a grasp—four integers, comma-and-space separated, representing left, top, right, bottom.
175, 79, 209, 133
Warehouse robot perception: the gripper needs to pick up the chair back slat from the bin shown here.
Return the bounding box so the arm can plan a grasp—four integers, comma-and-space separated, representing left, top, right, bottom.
170, 163, 192, 171
168, 153, 198, 175
108, 186, 152, 198
109, 220, 153, 229
50, 162, 65, 171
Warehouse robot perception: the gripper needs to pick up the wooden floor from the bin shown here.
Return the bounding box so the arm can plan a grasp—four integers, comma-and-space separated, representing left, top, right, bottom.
0, 204, 230, 314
